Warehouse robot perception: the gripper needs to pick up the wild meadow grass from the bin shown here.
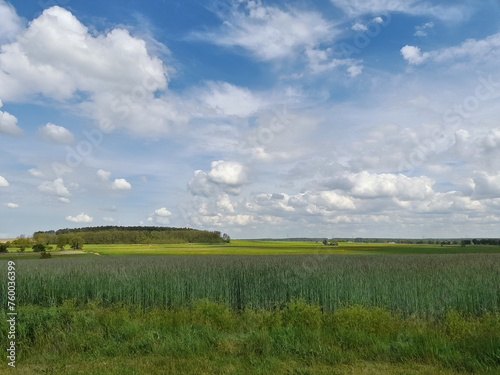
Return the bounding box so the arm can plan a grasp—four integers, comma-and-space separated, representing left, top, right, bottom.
0, 300, 498, 374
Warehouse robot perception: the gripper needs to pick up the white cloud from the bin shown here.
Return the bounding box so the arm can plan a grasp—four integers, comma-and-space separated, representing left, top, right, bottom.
97, 169, 112, 181
111, 178, 132, 190
196, 1, 333, 61
401, 45, 429, 65
200, 82, 264, 117
66, 213, 93, 223
208, 160, 247, 187
97, 170, 131, 190
154, 207, 172, 217
330, 0, 469, 22
414, 22, 434, 37
0, 6, 186, 137
153, 207, 172, 224
58, 197, 70, 204
402, 33, 500, 66
188, 170, 217, 197
37, 123, 74, 144
103, 217, 115, 222
473, 172, 500, 198
328, 171, 434, 200
38, 178, 70, 197
0, 175, 8, 187
28, 168, 44, 178
188, 161, 248, 200
351, 22, 367, 31
305, 47, 361, 75
4, 202, 18, 208
0, 100, 22, 135
0, 0, 23, 44
0, 6, 167, 101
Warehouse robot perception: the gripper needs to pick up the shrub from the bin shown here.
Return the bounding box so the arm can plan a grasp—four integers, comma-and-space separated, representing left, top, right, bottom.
32, 243, 46, 252
40, 251, 52, 259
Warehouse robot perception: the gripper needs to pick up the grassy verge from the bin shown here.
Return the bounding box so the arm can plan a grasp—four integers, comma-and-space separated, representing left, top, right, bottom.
1, 300, 498, 374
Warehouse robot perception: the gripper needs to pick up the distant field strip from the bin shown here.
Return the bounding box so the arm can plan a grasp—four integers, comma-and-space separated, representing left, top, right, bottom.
82, 241, 500, 256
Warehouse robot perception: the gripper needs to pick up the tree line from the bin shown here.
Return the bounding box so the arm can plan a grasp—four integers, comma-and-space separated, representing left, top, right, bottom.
32, 226, 230, 247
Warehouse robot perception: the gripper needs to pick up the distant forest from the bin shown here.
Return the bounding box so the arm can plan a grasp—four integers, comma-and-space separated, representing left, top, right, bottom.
33, 226, 231, 245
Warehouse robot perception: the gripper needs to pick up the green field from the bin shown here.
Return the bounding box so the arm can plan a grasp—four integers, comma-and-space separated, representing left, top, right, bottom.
1, 241, 499, 374
76, 240, 500, 256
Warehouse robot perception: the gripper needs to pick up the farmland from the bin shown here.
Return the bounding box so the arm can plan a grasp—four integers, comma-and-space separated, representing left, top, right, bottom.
77, 240, 500, 255
1, 241, 499, 374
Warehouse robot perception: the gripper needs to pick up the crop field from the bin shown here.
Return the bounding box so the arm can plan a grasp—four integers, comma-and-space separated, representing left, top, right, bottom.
1, 241, 499, 374
2, 252, 499, 315
76, 240, 500, 256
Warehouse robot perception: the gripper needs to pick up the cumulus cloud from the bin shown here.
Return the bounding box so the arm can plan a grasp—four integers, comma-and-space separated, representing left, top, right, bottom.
0, 0, 23, 44
152, 207, 172, 224
0, 6, 188, 136
0, 100, 22, 135
189, 160, 248, 197
0, 6, 167, 100
28, 168, 44, 178
401, 45, 429, 65
102, 217, 115, 222
328, 171, 435, 200
66, 213, 93, 223
196, 1, 333, 61
4, 202, 18, 208
38, 178, 70, 197
0, 175, 8, 187
472, 172, 500, 198
154, 207, 172, 217
37, 123, 74, 144
111, 178, 132, 190
96, 169, 111, 181
97, 169, 131, 190
208, 160, 247, 186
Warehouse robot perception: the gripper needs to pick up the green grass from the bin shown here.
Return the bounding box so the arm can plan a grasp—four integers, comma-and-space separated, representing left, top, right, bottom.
0, 301, 498, 374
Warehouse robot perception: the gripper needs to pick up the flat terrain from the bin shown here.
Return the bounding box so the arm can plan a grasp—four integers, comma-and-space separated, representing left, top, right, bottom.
2, 240, 500, 256
1, 240, 499, 374
80, 240, 500, 256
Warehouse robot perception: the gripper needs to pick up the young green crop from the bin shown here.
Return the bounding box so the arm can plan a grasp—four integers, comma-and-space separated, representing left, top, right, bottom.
1, 253, 499, 317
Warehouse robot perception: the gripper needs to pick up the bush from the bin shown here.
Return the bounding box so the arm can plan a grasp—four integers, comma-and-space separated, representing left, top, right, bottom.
32, 243, 46, 252
40, 251, 52, 259
0, 243, 7, 253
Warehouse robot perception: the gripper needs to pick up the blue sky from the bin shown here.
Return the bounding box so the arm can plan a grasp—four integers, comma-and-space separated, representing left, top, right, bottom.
1, 0, 500, 239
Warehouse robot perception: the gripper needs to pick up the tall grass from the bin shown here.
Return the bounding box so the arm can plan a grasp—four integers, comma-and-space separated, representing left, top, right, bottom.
1, 254, 499, 316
